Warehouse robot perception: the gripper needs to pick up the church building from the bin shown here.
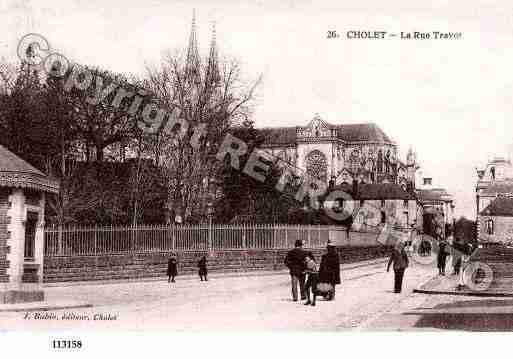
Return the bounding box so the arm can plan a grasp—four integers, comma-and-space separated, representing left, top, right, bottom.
257, 115, 422, 229
257, 114, 416, 188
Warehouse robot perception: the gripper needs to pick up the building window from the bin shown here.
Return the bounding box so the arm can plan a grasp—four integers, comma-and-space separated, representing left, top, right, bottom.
380, 210, 386, 224
423, 178, 432, 186
403, 200, 408, 208
486, 219, 494, 235
381, 200, 386, 207
360, 199, 365, 206
24, 211, 39, 260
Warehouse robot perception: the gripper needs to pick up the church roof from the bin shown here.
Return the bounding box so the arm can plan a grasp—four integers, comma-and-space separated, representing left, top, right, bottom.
416, 188, 452, 202
480, 197, 513, 217
334, 123, 393, 143
481, 182, 513, 196
258, 123, 395, 146
0, 145, 59, 193
332, 183, 413, 200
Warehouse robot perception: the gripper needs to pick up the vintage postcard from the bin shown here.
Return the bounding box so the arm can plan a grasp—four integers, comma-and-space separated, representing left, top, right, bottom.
0, 0, 512, 355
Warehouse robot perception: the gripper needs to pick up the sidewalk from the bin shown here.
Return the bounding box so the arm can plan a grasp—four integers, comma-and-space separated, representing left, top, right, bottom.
414, 272, 513, 297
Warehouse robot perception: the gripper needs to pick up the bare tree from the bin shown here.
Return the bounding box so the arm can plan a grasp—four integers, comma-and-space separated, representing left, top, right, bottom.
144, 49, 261, 223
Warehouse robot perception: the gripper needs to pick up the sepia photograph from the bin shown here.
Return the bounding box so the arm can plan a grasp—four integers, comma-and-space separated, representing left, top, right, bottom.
1, 0, 513, 355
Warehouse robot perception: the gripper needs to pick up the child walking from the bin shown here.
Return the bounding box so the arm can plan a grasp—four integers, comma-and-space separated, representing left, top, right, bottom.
304, 254, 319, 306
167, 254, 178, 283
198, 256, 208, 281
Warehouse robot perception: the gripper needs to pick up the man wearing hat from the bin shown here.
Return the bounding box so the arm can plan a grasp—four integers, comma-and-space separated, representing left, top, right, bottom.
386, 240, 409, 293
284, 239, 307, 301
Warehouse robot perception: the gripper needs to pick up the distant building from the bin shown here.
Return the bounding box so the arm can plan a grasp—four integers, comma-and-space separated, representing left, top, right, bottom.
476, 156, 513, 242
478, 197, 513, 244
329, 182, 421, 230
415, 170, 455, 238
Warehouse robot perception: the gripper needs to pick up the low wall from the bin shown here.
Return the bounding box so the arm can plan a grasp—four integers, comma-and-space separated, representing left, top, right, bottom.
43, 245, 392, 283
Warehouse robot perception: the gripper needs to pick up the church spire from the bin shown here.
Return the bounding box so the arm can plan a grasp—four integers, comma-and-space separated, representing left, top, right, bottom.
185, 9, 201, 84
205, 20, 220, 87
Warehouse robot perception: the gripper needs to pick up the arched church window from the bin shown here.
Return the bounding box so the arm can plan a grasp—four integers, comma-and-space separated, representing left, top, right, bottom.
305, 150, 328, 182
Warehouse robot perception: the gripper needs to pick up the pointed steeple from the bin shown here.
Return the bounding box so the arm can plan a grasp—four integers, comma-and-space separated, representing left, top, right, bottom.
17, 43, 40, 89
206, 20, 220, 87
185, 9, 201, 85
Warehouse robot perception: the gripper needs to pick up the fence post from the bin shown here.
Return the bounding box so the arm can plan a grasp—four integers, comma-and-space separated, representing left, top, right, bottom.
94, 226, 98, 256
273, 224, 276, 249
208, 218, 212, 252
58, 223, 63, 256
242, 223, 247, 249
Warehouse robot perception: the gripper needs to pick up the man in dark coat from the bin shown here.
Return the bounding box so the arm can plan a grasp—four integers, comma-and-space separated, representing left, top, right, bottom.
167, 254, 178, 283
437, 239, 448, 275
318, 241, 341, 300
284, 239, 307, 301
387, 241, 409, 293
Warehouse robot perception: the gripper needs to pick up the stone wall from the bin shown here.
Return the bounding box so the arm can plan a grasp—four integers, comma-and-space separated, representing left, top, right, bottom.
0, 188, 10, 283
478, 215, 513, 244
43, 245, 392, 283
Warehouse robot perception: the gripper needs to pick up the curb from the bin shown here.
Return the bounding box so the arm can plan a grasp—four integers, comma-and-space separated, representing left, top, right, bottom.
413, 288, 513, 298
413, 275, 513, 298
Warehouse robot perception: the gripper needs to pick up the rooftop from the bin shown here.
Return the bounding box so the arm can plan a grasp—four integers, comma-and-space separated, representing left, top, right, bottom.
480, 197, 513, 217
258, 123, 395, 147
332, 182, 414, 200
0, 145, 59, 193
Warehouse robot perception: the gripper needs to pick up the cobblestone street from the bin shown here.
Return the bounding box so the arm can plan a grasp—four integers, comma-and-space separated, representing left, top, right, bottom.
0, 259, 438, 330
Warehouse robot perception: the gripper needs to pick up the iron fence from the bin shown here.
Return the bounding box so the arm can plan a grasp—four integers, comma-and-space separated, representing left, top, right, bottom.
44, 224, 362, 257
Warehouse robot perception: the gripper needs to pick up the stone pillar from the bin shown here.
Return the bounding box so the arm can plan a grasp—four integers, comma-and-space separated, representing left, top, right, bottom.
0, 188, 44, 304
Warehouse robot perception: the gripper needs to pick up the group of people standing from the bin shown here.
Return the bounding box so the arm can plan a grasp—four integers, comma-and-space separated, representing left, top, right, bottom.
387, 235, 477, 294
284, 239, 341, 306
167, 254, 208, 283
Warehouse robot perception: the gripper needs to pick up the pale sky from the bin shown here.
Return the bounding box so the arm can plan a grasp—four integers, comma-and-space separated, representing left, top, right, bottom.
2, 0, 513, 219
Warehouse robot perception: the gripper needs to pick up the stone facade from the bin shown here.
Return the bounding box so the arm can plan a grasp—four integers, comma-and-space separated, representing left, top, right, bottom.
44, 243, 392, 283
258, 115, 416, 188
475, 157, 513, 241
478, 214, 513, 244
0, 144, 59, 303
0, 188, 11, 284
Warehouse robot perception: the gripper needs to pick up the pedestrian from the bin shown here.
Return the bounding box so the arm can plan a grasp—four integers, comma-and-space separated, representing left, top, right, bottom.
437, 239, 449, 275
457, 242, 475, 290
198, 255, 208, 281
387, 240, 409, 293
304, 253, 319, 306
451, 238, 463, 275
284, 239, 307, 302
167, 253, 178, 283
318, 241, 341, 301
